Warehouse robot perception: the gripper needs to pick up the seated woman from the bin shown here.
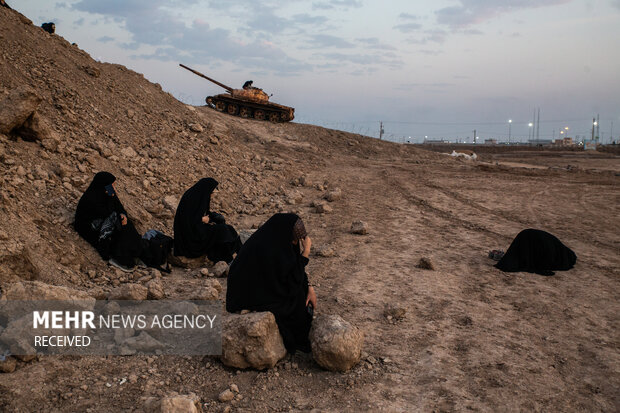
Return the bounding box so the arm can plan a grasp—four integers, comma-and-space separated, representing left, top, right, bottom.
74, 172, 143, 271
173, 178, 241, 263
495, 228, 577, 276
226, 213, 317, 354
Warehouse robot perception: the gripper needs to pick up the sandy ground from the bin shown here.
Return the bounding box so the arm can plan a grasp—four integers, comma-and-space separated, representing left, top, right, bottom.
1, 108, 619, 412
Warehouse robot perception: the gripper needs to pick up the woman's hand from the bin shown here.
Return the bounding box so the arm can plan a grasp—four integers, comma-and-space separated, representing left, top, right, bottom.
201, 215, 210, 224
300, 236, 312, 258
120, 213, 127, 226
306, 285, 317, 309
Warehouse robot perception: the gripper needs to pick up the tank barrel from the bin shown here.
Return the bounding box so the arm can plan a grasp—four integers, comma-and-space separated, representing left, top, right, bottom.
179, 63, 233, 93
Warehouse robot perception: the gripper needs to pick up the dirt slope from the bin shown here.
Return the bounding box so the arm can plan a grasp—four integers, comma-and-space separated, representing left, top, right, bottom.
1, 6, 619, 412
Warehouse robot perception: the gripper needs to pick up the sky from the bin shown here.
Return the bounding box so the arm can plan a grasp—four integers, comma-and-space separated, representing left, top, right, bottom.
12, 0, 620, 143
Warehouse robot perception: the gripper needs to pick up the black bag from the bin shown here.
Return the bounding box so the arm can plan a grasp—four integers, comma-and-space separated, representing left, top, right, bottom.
208, 212, 226, 225
141, 230, 173, 273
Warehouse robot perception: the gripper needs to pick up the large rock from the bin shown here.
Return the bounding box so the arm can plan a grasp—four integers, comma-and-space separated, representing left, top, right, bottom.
0, 281, 94, 305
310, 314, 364, 372
212, 261, 229, 278
15, 111, 58, 142
107, 283, 148, 300
0, 86, 42, 135
221, 312, 286, 369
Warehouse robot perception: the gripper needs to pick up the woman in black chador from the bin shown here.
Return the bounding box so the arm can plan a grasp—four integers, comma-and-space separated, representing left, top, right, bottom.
173, 178, 241, 263
74, 172, 143, 271
226, 213, 317, 353
495, 229, 577, 276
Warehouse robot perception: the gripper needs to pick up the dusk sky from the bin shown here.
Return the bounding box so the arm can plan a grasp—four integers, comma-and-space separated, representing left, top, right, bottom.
13, 0, 620, 143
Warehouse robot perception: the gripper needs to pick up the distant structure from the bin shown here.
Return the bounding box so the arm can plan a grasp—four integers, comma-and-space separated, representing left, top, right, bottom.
553, 137, 573, 146
484, 138, 497, 145
424, 139, 447, 144
529, 139, 552, 146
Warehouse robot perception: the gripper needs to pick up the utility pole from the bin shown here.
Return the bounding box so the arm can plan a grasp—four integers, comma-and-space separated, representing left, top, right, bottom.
379, 121, 384, 140
536, 108, 540, 140
596, 114, 600, 141
591, 117, 596, 141
473, 129, 476, 145
611, 121, 613, 144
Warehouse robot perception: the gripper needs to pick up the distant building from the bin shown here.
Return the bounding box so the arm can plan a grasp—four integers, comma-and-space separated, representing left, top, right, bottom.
529, 139, 552, 146
553, 137, 574, 146
424, 139, 447, 144
484, 139, 497, 145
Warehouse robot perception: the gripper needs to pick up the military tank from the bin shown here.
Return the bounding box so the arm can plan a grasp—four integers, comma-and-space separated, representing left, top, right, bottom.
179, 64, 294, 122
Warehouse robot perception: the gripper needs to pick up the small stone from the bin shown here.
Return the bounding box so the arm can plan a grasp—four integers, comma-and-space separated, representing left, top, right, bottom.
314, 245, 336, 257
325, 188, 342, 202
189, 123, 204, 133
163, 195, 177, 211
212, 261, 229, 277
200, 268, 211, 277
230, 383, 239, 393
384, 304, 406, 320
315, 202, 333, 214
350, 220, 368, 235
146, 278, 165, 300
417, 257, 435, 270
120, 146, 137, 158
0, 357, 17, 373
218, 389, 234, 402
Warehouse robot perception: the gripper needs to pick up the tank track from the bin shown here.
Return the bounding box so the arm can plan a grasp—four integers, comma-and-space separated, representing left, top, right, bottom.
206, 95, 294, 122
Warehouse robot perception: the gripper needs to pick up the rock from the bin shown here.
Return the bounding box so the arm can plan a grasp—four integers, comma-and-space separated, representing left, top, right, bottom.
239, 229, 256, 244
0, 281, 94, 304
0, 356, 17, 373
17, 112, 58, 142
218, 389, 234, 402
221, 312, 287, 370
152, 393, 202, 413
189, 123, 203, 133
120, 331, 165, 354
107, 283, 148, 300
120, 146, 137, 158
315, 202, 333, 214
199, 268, 211, 277
350, 220, 368, 235
229, 384, 239, 393
147, 279, 165, 300
212, 261, 229, 278
168, 254, 209, 269
310, 315, 364, 372
383, 304, 406, 320
417, 257, 435, 270
325, 188, 342, 202
314, 245, 336, 257
163, 195, 177, 211
285, 190, 303, 205
0, 86, 42, 135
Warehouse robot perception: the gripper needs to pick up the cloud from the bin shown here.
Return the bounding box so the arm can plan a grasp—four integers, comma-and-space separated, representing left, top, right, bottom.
399, 13, 419, 20
304, 34, 355, 49
73, 17, 85, 27
355, 37, 397, 50
393, 22, 422, 33
407, 29, 447, 44
97, 36, 115, 43
613, 0, 620, 10
72, 0, 312, 74
435, 0, 570, 29
312, 0, 362, 10
317, 52, 404, 69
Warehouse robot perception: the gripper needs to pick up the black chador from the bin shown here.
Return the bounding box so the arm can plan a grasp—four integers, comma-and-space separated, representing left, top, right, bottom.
495, 229, 577, 276
74, 172, 142, 267
226, 213, 312, 353
173, 178, 240, 263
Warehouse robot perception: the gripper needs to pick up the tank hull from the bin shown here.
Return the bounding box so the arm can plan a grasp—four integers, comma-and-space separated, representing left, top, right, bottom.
206, 93, 294, 122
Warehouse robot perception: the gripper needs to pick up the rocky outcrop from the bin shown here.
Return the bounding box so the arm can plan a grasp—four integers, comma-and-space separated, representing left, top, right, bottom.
221, 312, 287, 369
107, 283, 148, 300
310, 314, 364, 372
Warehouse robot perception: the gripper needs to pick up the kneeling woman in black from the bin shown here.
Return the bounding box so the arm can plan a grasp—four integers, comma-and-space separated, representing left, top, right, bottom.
173, 178, 241, 263
74, 171, 143, 271
226, 213, 317, 353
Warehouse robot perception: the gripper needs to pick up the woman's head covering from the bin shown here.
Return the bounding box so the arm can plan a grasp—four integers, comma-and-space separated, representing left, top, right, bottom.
75, 171, 125, 243
226, 213, 304, 312
495, 228, 577, 275
173, 178, 219, 257
292, 218, 307, 243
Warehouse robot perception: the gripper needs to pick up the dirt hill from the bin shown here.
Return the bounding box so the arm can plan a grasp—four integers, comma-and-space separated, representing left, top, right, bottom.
1, 6, 619, 412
